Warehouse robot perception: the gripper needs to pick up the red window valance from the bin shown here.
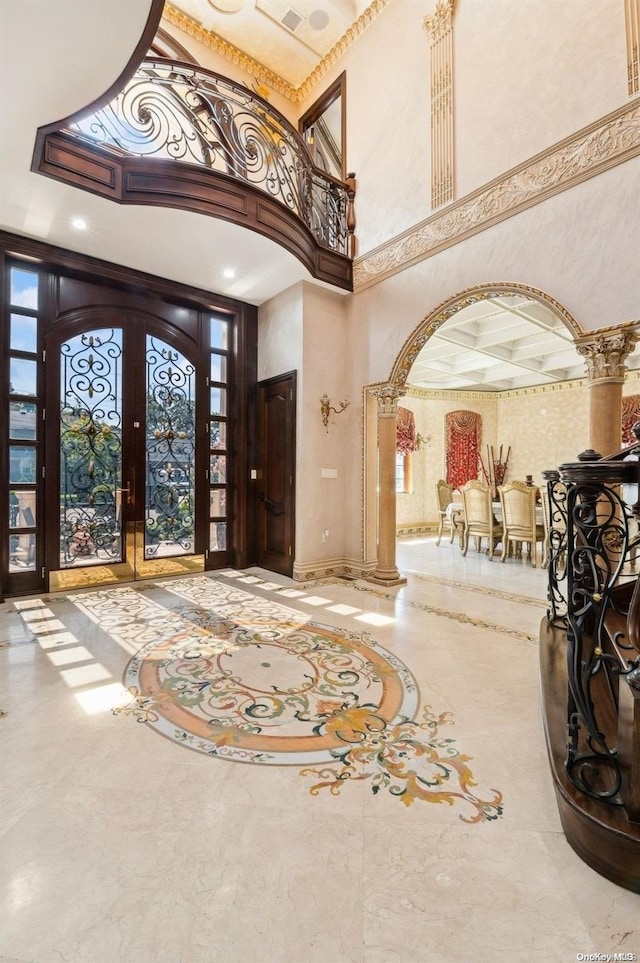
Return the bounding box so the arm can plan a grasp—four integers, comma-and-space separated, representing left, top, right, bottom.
622, 394, 640, 445
396, 407, 417, 455
445, 410, 482, 489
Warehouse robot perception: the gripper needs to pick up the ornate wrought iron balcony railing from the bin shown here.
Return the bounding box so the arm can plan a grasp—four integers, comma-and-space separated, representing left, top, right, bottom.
544, 442, 640, 810
64, 59, 356, 261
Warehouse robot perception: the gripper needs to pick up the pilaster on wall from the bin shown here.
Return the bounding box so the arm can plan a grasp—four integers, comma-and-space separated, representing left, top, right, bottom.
625, 0, 640, 95
424, 0, 456, 209
577, 329, 639, 456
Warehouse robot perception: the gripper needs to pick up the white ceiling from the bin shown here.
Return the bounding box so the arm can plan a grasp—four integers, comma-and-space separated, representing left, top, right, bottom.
173, 0, 371, 87
408, 295, 640, 392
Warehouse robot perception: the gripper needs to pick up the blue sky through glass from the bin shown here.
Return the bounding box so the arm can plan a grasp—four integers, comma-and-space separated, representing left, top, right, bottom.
10, 268, 38, 310
11, 314, 38, 353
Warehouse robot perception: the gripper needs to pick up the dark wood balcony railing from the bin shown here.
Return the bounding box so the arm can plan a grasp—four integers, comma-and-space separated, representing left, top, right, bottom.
33, 59, 356, 290
540, 438, 640, 892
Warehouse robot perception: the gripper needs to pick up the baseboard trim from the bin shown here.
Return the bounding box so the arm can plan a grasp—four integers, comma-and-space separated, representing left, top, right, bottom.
293, 557, 377, 582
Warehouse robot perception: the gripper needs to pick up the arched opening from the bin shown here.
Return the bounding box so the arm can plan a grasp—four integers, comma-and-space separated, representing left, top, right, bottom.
364, 282, 591, 577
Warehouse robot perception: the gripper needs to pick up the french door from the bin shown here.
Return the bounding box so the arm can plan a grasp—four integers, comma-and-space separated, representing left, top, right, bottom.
46, 318, 206, 591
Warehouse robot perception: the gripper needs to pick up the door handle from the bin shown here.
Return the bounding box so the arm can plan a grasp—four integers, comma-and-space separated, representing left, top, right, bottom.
116, 485, 133, 507
258, 493, 284, 515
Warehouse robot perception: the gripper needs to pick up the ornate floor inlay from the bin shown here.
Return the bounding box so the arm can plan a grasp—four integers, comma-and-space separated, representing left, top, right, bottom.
62, 576, 503, 822
346, 581, 539, 645
399, 570, 547, 608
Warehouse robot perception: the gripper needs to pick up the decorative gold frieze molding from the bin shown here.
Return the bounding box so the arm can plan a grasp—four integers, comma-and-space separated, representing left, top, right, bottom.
164, 0, 391, 103
354, 99, 640, 291
625, 0, 640, 95
576, 329, 639, 383
424, 0, 456, 208
164, 4, 297, 98
405, 378, 589, 402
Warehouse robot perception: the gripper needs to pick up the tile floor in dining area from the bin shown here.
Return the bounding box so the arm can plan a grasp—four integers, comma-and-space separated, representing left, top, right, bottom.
0, 536, 639, 963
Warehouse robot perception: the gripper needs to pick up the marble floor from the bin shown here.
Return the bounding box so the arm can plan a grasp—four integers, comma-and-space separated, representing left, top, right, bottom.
1, 537, 639, 963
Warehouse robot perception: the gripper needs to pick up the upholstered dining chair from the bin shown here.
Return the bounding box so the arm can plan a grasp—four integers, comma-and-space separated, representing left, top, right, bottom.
498, 480, 545, 567
461, 480, 503, 560
435, 479, 464, 546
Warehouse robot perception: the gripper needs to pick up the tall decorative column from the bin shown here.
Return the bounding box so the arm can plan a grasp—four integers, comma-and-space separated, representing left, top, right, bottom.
424, 0, 456, 209
576, 330, 638, 456
369, 385, 407, 586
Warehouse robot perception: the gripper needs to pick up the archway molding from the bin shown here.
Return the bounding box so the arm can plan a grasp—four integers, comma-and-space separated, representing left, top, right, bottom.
388, 281, 583, 390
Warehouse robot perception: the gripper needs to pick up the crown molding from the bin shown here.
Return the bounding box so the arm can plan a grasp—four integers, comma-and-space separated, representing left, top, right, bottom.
404, 379, 589, 401
354, 98, 640, 291
164, 0, 391, 104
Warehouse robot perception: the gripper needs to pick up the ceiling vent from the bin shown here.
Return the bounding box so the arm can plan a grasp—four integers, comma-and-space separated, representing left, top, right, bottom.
281, 7, 304, 32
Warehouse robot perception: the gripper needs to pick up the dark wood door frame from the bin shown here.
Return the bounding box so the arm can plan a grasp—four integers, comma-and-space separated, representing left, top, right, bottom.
0, 230, 258, 597
256, 371, 296, 577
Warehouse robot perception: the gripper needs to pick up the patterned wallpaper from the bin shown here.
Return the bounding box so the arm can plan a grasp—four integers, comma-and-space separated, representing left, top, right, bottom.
397, 384, 590, 527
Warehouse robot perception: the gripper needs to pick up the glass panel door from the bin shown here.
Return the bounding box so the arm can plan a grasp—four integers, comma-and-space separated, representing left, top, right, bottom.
144, 335, 196, 560
59, 329, 123, 569
49, 324, 204, 591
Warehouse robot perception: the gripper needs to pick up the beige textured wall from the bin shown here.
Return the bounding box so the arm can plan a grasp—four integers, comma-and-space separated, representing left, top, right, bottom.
455, 0, 626, 197
298, 283, 353, 566
257, 283, 303, 383
295, 0, 628, 255
258, 283, 353, 567
496, 384, 590, 484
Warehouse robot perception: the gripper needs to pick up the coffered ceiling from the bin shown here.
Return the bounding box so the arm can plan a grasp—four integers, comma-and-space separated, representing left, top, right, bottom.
408, 296, 640, 393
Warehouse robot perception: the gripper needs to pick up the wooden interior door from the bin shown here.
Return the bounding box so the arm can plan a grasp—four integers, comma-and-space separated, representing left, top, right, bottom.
256, 371, 296, 576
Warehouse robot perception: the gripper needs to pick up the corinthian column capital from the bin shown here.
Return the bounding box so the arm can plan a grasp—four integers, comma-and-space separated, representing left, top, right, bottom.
576, 329, 638, 384
423, 0, 456, 41
373, 385, 406, 417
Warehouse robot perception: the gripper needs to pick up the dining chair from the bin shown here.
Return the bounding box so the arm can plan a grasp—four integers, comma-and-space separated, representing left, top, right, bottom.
461, 480, 503, 559
435, 479, 463, 546
498, 480, 545, 567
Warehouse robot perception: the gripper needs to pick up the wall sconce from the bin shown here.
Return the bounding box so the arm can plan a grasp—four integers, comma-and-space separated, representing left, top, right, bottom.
321, 393, 350, 430
415, 433, 432, 451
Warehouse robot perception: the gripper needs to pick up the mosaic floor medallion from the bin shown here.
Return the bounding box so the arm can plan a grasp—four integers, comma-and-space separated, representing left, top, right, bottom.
67, 575, 503, 822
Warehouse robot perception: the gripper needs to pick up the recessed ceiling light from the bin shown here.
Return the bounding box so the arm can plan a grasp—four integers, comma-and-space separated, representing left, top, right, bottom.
71, 217, 88, 230
223, 268, 236, 279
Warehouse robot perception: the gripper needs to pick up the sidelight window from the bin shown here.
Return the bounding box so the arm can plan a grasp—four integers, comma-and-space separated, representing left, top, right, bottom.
209, 314, 230, 553
7, 266, 41, 577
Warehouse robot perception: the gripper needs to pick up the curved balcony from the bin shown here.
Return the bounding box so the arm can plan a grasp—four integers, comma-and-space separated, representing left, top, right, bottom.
32, 59, 356, 291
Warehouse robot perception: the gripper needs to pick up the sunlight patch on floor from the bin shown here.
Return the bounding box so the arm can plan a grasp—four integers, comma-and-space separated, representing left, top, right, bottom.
74, 682, 130, 715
